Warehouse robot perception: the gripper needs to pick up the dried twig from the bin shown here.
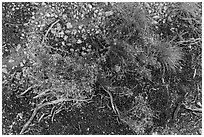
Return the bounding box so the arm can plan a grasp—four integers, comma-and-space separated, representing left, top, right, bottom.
19, 86, 34, 96
33, 89, 52, 99
19, 84, 40, 96
20, 106, 39, 134
183, 103, 202, 114
100, 85, 121, 117
41, 19, 60, 45
176, 38, 201, 45
19, 97, 92, 134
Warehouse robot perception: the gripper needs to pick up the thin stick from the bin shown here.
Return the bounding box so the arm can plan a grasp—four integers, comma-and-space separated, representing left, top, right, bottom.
38, 113, 45, 123
19, 84, 40, 96
183, 104, 202, 113
41, 19, 60, 45
20, 107, 38, 134
33, 89, 51, 99
100, 85, 120, 117
193, 68, 197, 78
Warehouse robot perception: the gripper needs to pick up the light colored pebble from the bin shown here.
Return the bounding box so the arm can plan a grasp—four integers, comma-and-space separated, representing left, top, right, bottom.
2, 68, 8, 74
64, 35, 68, 40
8, 59, 15, 63
79, 25, 83, 29
197, 102, 202, 107
81, 52, 86, 56
88, 4, 92, 9
95, 30, 100, 34
77, 39, 82, 44
67, 43, 72, 46
82, 47, 86, 50
105, 11, 113, 16
46, 13, 51, 17
65, 30, 71, 34
62, 14, 67, 20
88, 45, 92, 48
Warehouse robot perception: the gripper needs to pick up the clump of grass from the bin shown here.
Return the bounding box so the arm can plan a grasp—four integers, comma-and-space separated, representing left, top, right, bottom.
174, 2, 201, 18
120, 95, 154, 134
102, 2, 150, 45
19, 47, 98, 134
156, 41, 183, 73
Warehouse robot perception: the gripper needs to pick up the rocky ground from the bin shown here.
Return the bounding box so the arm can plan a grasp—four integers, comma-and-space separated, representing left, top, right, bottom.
2, 2, 202, 135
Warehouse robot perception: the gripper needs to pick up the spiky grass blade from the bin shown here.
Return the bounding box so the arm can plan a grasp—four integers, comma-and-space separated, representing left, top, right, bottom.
157, 41, 183, 73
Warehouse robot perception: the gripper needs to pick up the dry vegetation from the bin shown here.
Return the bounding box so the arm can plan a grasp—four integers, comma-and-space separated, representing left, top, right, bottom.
2, 2, 202, 135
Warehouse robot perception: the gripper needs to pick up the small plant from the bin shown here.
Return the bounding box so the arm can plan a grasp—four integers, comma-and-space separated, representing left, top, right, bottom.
2, 2, 201, 135
156, 41, 183, 73
19, 51, 98, 133
120, 95, 154, 134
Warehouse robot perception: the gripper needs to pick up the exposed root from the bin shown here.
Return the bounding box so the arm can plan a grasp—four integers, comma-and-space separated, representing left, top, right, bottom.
19, 84, 40, 97
19, 97, 91, 134
41, 19, 60, 45
39, 18, 72, 55
100, 84, 121, 117
182, 103, 202, 114
33, 89, 52, 99
20, 107, 39, 134
173, 102, 202, 122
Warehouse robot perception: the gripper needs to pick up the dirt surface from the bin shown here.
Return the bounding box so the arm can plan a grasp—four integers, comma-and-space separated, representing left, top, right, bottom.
2, 2, 202, 135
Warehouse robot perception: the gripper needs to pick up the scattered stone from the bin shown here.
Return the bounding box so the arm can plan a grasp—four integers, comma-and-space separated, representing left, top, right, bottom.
105, 11, 113, 16
79, 25, 83, 29
81, 52, 86, 56
66, 22, 73, 29
70, 48, 74, 52
64, 35, 68, 40
82, 47, 86, 50
77, 39, 82, 44
62, 14, 67, 20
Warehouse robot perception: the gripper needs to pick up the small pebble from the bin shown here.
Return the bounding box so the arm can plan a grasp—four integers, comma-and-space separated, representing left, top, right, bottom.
77, 39, 82, 44
70, 48, 74, 52
79, 25, 83, 29
81, 52, 86, 56
66, 22, 73, 29
105, 11, 113, 16
46, 13, 51, 17
62, 14, 67, 20
82, 47, 86, 50
64, 35, 68, 40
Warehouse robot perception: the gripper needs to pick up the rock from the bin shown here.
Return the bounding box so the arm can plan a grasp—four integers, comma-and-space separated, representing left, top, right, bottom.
66, 22, 73, 29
